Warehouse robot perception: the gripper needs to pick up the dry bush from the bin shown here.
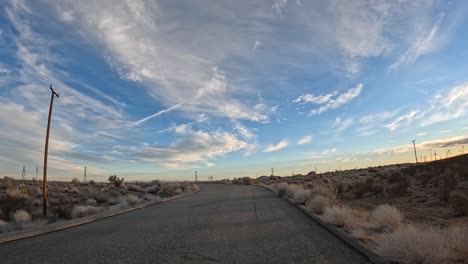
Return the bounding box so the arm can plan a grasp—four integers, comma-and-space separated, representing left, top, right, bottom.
11, 209, 31, 223
351, 181, 372, 198
306, 195, 331, 214
292, 188, 311, 204
322, 205, 355, 228
450, 191, 468, 216
127, 194, 140, 206
387, 176, 410, 195
376, 225, 449, 264
440, 169, 457, 202
109, 201, 129, 211
0, 176, 15, 190
371, 183, 384, 194
88, 192, 109, 204
371, 204, 403, 231
86, 198, 97, 206
127, 184, 143, 192
0, 219, 13, 233
444, 225, 468, 263
71, 205, 104, 219
272, 182, 289, 197
144, 185, 160, 194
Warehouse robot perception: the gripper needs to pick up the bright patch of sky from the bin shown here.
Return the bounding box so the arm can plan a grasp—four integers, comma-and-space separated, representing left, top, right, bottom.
1, 0, 468, 181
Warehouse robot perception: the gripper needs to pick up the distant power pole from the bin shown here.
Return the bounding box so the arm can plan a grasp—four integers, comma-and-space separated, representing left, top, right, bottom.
412, 140, 418, 163
21, 166, 26, 180
429, 149, 433, 161
195, 171, 198, 182
434, 152, 437, 160
461, 145, 465, 155
35, 166, 38, 180
43, 85, 59, 216
83, 166, 87, 183
271, 168, 274, 176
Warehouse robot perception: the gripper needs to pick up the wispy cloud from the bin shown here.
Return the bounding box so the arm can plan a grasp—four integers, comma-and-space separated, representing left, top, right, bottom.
297, 135, 312, 145
374, 135, 468, 154
332, 117, 353, 132
309, 84, 363, 115
264, 139, 288, 152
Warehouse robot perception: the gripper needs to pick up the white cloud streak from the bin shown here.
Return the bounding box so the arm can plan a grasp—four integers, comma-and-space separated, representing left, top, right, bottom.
263, 139, 289, 152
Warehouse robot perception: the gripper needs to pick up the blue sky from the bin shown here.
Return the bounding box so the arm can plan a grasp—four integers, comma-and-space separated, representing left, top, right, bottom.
1, 0, 468, 181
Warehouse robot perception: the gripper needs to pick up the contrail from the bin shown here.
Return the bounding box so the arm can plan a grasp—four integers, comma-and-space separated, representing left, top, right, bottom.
132, 103, 181, 127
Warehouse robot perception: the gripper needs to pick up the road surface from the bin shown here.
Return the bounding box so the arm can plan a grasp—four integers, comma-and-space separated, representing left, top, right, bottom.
0, 184, 372, 264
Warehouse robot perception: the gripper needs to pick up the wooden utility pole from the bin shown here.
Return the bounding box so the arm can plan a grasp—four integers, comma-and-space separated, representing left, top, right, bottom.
43, 85, 59, 216
412, 140, 418, 163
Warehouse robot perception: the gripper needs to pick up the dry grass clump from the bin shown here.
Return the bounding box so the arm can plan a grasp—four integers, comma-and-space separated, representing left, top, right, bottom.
272, 182, 289, 197
71, 205, 104, 219
306, 195, 331, 214
127, 184, 143, 192
12, 209, 31, 223
376, 225, 449, 264
444, 225, 468, 263
0, 219, 13, 233
292, 188, 311, 204
371, 204, 403, 231
127, 194, 141, 205
322, 205, 356, 228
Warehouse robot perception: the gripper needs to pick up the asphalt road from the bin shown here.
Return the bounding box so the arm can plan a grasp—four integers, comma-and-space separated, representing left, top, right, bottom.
0, 184, 372, 264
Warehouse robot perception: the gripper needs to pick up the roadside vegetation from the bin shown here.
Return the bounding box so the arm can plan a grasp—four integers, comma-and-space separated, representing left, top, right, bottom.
261, 154, 468, 264
0, 176, 197, 234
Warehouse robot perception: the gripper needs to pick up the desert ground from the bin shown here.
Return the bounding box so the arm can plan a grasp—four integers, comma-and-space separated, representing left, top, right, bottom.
0, 176, 197, 233
258, 154, 468, 264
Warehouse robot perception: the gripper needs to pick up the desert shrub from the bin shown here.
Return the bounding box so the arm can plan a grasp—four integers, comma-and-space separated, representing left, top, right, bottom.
292, 188, 311, 204
351, 181, 372, 198
51, 205, 73, 219
444, 225, 468, 263
144, 185, 160, 194
335, 182, 344, 194
306, 195, 331, 214
272, 182, 289, 197
108, 175, 124, 187
71, 205, 103, 219
440, 169, 457, 202
11, 209, 31, 223
0, 219, 13, 233
71, 178, 80, 184
371, 183, 384, 194
401, 166, 417, 176
450, 191, 468, 216
371, 204, 403, 231
388, 172, 403, 183
86, 198, 97, 206
89, 180, 96, 185
0, 176, 15, 190
89, 192, 109, 203
0, 197, 28, 220
31, 199, 41, 207
322, 205, 355, 228
158, 186, 179, 198
284, 185, 301, 199
376, 225, 448, 264
127, 194, 140, 206
127, 184, 143, 192
387, 177, 410, 195
6, 186, 29, 199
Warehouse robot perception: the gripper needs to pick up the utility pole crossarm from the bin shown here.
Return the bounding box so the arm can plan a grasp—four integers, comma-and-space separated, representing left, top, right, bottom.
50, 85, 59, 98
